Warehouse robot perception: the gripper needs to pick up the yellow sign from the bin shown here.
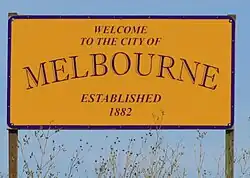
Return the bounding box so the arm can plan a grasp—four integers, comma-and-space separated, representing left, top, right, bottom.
7, 15, 235, 129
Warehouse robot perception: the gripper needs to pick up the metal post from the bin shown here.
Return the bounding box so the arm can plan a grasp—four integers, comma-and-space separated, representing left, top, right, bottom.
8, 129, 18, 178
8, 11, 19, 178
225, 14, 236, 178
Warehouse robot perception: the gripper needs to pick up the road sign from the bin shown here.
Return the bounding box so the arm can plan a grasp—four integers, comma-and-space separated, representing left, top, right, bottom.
7, 15, 235, 129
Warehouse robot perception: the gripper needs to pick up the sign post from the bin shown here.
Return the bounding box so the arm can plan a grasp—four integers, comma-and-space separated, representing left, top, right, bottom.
225, 127, 234, 178
8, 128, 18, 178
7, 14, 235, 177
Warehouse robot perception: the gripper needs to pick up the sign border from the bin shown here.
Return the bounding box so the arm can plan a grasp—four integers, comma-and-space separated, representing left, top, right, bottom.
7, 15, 235, 130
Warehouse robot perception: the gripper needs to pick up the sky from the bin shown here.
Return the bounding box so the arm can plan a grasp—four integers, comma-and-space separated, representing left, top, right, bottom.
0, 0, 250, 177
